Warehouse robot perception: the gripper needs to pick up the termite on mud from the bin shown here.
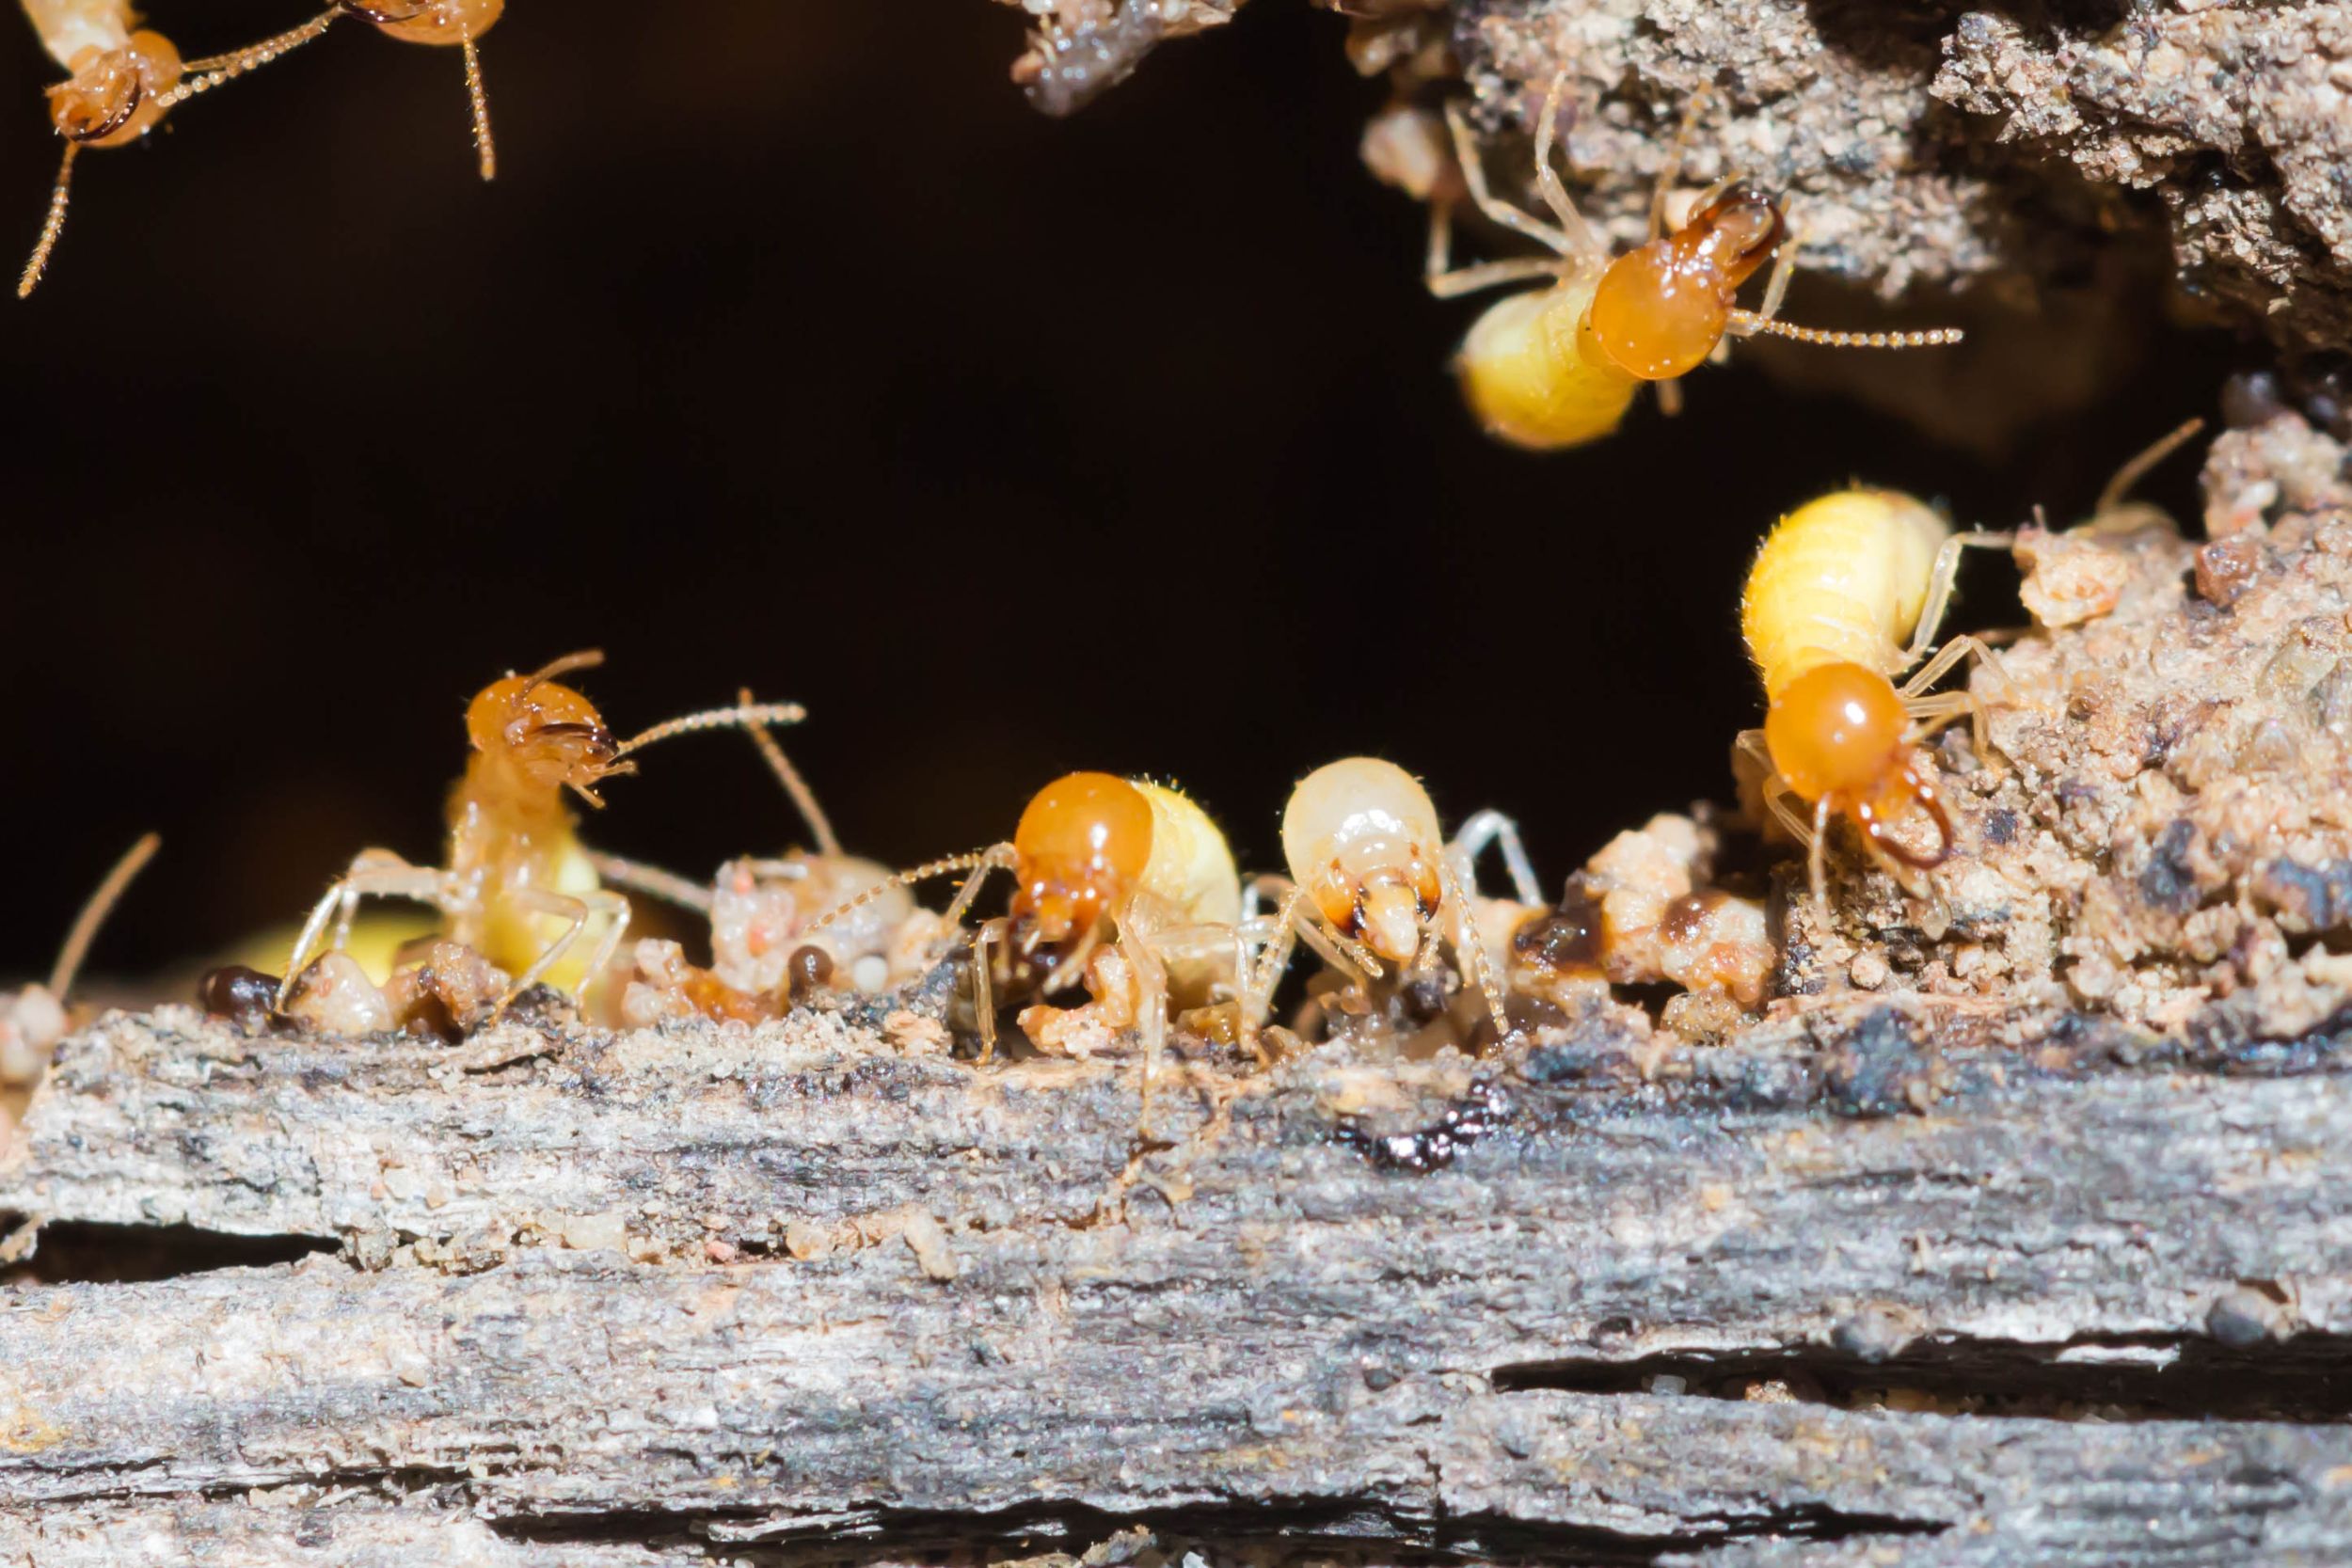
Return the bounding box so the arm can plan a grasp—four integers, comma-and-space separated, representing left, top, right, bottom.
587, 689, 914, 1021
1736, 490, 2014, 908
1735, 420, 2210, 909
1430, 73, 1963, 450
808, 771, 1251, 1119
1245, 757, 1539, 1050
17, 0, 338, 295
280, 652, 804, 1021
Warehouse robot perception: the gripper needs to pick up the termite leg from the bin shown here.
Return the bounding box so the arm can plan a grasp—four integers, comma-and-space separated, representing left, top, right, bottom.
1426, 255, 1564, 300
1424, 197, 1454, 282
971, 915, 1008, 1063
2083, 418, 2204, 534
1448, 808, 1542, 906
1529, 71, 1606, 266
1647, 84, 1715, 242
1143, 919, 1261, 1063
283, 850, 455, 1007
499, 885, 629, 1011
1441, 101, 1575, 258
582, 849, 713, 915
1122, 916, 1173, 1139
1902, 533, 2018, 668
1439, 860, 1512, 1047
1808, 796, 1835, 911
943, 845, 1020, 927
1734, 729, 1816, 847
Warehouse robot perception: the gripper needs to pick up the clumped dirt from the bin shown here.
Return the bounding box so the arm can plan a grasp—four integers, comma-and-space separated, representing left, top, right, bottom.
993, 0, 2352, 439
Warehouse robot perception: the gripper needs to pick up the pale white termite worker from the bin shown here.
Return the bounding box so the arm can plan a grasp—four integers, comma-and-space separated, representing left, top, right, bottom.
1244, 758, 1534, 1047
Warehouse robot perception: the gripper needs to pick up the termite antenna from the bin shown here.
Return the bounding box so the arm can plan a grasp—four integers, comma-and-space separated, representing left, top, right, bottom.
1728, 313, 1964, 350
462, 27, 493, 181
48, 832, 161, 999
2097, 417, 2205, 517
806, 851, 996, 936
612, 702, 807, 761
160, 8, 342, 108
19, 142, 80, 300
739, 686, 840, 856
517, 648, 605, 692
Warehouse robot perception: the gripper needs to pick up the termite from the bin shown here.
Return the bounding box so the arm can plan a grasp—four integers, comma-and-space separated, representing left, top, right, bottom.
808, 771, 1249, 1113
1244, 758, 1536, 1050
588, 689, 913, 1012
1, 832, 159, 1099
281, 652, 803, 1018
17, 2, 338, 295
1430, 73, 1963, 450
1736, 491, 2014, 908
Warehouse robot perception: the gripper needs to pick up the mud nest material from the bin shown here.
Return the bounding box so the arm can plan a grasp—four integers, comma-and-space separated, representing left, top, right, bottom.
998, 0, 2352, 403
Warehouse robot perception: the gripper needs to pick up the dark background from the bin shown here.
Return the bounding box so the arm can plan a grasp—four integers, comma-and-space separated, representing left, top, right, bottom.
0, 0, 2228, 984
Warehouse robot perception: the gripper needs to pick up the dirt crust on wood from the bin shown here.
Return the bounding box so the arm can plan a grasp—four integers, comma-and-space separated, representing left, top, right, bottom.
996, 0, 2352, 381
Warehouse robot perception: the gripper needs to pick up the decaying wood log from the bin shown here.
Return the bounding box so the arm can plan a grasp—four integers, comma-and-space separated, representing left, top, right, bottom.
2, 1002, 2350, 1565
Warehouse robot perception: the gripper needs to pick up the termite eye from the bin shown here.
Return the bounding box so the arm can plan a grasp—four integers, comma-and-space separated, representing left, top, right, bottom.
1765, 662, 1907, 803
1013, 772, 1153, 886
1585, 246, 1728, 382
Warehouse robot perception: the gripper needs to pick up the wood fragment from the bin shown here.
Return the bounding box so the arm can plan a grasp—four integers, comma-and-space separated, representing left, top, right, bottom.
2, 1005, 2351, 1562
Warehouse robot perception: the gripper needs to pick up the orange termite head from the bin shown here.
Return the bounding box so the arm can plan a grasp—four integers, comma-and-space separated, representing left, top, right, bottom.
1009, 771, 1152, 951
1584, 182, 1788, 382
464, 652, 628, 806
1764, 661, 1953, 870
339, 0, 504, 44
49, 32, 182, 146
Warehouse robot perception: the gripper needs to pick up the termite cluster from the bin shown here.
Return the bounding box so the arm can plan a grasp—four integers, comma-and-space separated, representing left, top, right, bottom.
161, 406, 2201, 1101
0, 408, 2205, 1145
1, 21, 2219, 1125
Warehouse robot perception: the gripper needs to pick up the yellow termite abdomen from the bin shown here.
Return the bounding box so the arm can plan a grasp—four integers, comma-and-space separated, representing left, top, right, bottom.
1740, 488, 1950, 701
1454, 276, 1638, 451
1131, 780, 1243, 927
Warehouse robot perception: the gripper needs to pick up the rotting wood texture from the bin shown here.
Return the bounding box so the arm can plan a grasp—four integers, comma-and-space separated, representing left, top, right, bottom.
3, 1004, 2352, 1565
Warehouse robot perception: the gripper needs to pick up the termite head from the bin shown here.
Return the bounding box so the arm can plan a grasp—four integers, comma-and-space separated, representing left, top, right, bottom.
465, 652, 627, 806
1282, 757, 1444, 965
1585, 182, 1787, 381
1009, 772, 1152, 951
49, 32, 182, 146
340, 0, 504, 44
1764, 661, 1952, 869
